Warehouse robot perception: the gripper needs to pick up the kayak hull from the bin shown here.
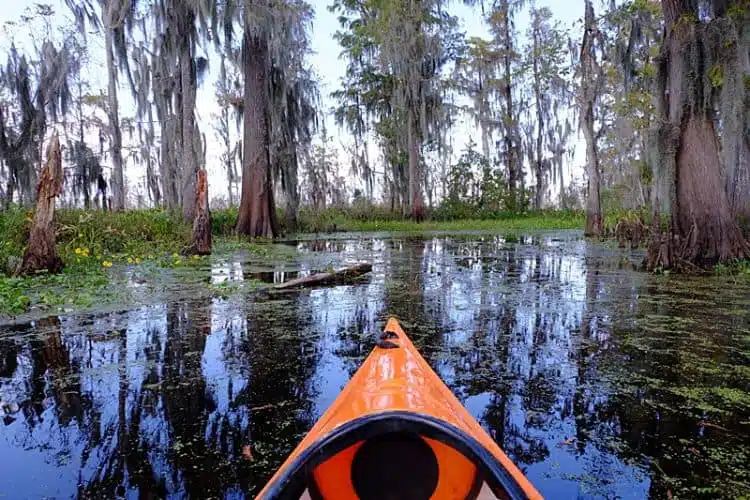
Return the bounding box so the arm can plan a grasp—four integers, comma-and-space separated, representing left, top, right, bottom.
256, 318, 542, 500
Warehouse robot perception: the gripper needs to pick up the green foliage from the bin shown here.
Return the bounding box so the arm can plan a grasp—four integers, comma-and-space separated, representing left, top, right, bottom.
0, 208, 196, 278
638, 159, 653, 184
727, 2, 750, 20
708, 65, 724, 88
0, 207, 28, 275
295, 205, 402, 233
0, 267, 110, 316
56, 208, 190, 257
714, 260, 750, 277
436, 141, 528, 220
293, 207, 584, 233
211, 207, 239, 236
627, 0, 661, 16
600, 185, 628, 215
676, 12, 699, 27
602, 207, 651, 234
0, 278, 31, 314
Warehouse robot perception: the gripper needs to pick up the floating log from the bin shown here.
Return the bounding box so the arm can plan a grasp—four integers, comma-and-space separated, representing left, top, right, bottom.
185, 168, 212, 255
273, 263, 372, 290
20, 134, 64, 275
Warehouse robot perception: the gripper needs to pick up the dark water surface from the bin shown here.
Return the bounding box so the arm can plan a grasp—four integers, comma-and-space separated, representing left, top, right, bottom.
1, 232, 749, 499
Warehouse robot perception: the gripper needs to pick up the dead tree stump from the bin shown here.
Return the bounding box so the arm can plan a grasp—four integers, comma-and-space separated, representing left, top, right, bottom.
185, 168, 212, 255
20, 134, 64, 275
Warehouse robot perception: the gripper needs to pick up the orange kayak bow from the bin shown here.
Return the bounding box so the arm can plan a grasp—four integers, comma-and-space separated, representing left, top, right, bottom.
257, 318, 543, 500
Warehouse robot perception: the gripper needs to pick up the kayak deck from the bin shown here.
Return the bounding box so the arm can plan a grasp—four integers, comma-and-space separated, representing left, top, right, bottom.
257, 318, 542, 500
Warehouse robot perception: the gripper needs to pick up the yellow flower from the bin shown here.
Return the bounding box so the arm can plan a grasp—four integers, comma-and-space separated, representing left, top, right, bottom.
74, 248, 82, 255
127, 257, 133, 264
102, 260, 113, 268
135, 257, 142, 264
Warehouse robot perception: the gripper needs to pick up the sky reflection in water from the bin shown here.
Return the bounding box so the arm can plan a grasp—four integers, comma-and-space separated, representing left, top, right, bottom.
1, 231, 748, 499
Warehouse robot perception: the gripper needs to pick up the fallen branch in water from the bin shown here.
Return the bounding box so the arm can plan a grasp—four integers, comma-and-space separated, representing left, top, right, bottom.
697, 420, 730, 432
273, 263, 373, 290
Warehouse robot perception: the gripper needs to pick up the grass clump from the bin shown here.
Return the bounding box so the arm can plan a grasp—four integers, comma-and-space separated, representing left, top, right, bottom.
714, 260, 750, 277
0, 207, 194, 276
294, 206, 585, 233
0, 266, 112, 316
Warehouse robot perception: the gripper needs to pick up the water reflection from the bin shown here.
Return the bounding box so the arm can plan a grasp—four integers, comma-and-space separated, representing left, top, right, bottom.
1, 232, 748, 498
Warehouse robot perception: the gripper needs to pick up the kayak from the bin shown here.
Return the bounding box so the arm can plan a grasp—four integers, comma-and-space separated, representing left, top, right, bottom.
256, 318, 543, 500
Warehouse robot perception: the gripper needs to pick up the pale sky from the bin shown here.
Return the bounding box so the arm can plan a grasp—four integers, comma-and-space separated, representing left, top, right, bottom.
0, 0, 585, 206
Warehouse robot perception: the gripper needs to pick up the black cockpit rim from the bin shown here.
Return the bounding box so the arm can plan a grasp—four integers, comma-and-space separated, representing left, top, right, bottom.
258, 410, 533, 500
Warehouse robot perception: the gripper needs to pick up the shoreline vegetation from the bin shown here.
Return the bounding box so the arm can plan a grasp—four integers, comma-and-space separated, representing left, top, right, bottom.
1, 206, 748, 318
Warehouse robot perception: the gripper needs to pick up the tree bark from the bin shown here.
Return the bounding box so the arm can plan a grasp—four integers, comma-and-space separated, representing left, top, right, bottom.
532, 24, 544, 211
718, 17, 750, 233
581, 0, 603, 237
223, 108, 234, 207
186, 169, 211, 255
145, 106, 161, 207
154, 75, 177, 209
478, 67, 491, 161
407, 106, 425, 221
163, 119, 178, 209
647, 0, 750, 269
77, 82, 91, 210
20, 134, 63, 275
105, 27, 125, 211
236, 32, 278, 238
582, 118, 602, 236
180, 34, 198, 221
501, 0, 518, 209
286, 146, 300, 232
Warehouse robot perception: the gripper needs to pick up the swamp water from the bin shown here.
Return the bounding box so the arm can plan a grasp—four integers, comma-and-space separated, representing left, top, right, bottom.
0, 231, 748, 499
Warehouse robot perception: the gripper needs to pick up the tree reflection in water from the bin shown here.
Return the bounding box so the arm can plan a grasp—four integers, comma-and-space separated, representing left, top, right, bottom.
1, 232, 748, 498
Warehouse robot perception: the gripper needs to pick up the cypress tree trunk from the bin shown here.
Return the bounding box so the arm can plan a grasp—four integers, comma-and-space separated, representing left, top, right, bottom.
145, 106, 161, 207
648, 0, 749, 269
532, 24, 544, 211
286, 146, 300, 232
105, 27, 125, 211
154, 76, 177, 209
236, 31, 277, 238
20, 135, 63, 275
718, 17, 750, 233
77, 82, 91, 210
501, 0, 518, 209
407, 106, 425, 221
581, 0, 603, 237
582, 120, 603, 236
180, 33, 198, 221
